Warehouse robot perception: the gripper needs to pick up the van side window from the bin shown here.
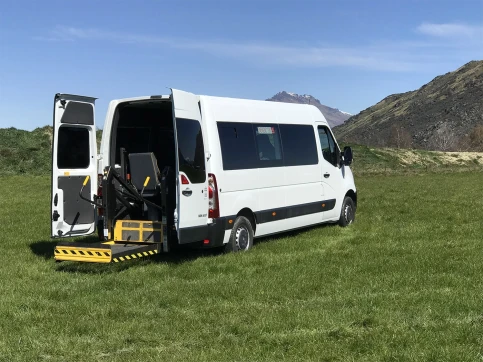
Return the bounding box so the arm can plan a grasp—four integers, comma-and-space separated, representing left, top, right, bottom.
254, 124, 283, 167
279, 124, 318, 166
318, 126, 338, 167
57, 126, 90, 169
217, 122, 258, 170
176, 118, 206, 183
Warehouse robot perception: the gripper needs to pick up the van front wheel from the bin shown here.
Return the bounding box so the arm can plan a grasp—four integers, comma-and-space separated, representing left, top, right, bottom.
225, 216, 254, 252
339, 196, 356, 227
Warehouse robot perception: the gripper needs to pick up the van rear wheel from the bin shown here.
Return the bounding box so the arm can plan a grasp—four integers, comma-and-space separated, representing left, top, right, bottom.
339, 196, 356, 227
225, 216, 254, 252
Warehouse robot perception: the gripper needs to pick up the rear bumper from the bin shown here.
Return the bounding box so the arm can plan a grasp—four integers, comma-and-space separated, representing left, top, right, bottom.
178, 217, 226, 247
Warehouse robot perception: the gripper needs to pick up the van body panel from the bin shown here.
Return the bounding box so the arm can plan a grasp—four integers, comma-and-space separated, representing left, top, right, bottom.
51, 94, 98, 238
198, 95, 355, 240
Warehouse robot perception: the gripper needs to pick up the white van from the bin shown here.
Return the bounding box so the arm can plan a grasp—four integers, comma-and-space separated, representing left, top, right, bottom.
51, 89, 356, 262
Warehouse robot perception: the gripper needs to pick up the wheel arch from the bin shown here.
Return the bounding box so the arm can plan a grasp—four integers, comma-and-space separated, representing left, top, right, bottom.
236, 208, 257, 234
345, 189, 357, 207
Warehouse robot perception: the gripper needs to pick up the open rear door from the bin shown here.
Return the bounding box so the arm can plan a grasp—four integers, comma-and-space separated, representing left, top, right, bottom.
171, 89, 209, 244
51, 93, 98, 238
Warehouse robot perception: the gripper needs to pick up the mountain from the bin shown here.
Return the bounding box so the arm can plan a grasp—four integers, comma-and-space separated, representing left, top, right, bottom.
266, 91, 351, 127
334, 60, 483, 151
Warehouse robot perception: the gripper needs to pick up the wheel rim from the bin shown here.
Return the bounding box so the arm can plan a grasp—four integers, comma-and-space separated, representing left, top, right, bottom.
235, 226, 249, 250
344, 204, 353, 224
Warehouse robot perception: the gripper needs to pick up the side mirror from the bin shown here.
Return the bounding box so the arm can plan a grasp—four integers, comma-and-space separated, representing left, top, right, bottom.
343, 146, 353, 166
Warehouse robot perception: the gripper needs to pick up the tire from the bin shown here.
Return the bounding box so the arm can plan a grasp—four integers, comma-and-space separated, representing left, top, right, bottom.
338, 196, 356, 227
224, 216, 254, 252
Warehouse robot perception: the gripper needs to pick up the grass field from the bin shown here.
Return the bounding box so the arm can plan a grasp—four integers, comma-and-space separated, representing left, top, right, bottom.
1, 172, 482, 361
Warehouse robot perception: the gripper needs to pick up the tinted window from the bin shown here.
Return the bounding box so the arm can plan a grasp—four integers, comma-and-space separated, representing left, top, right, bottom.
57, 126, 90, 169
254, 124, 283, 168
280, 124, 318, 166
318, 126, 338, 167
217, 122, 258, 170
60, 101, 94, 125
176, 118, 206, 183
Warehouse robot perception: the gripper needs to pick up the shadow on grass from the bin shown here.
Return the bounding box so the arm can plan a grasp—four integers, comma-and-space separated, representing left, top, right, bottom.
29, 240, 58, 260
29, 235, 100, 260
254, 222, 333, 246
29, 236, 224, 274
30, 223, 335, 274
55, 247, 225, 274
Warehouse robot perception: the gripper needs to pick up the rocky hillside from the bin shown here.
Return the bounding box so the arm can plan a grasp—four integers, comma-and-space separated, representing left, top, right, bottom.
335, 60, 483, 151
267, 91, 351, 127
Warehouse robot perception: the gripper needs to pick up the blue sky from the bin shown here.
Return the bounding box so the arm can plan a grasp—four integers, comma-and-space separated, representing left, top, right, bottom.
0, 0, 482, 130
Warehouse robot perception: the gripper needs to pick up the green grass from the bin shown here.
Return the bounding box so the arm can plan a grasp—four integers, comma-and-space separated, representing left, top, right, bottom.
0, 127, 52, 175
0, 127, 101, 176
1, 173, 483, 361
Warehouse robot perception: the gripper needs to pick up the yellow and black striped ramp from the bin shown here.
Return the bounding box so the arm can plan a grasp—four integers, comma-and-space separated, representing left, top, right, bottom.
110, 244, 159, 263
54, 242, 160, 263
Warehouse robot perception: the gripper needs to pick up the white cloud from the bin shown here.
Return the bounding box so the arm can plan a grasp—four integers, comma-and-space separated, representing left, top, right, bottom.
37, 25, 479, 73
417, 22, 483, 38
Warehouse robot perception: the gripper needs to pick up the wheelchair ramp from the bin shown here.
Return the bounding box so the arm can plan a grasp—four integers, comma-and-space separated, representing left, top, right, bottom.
54, 241, 160, 263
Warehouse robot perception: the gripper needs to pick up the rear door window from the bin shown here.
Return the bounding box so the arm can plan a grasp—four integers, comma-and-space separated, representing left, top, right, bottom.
57, 126, 90, 169
176, 118, 206, 183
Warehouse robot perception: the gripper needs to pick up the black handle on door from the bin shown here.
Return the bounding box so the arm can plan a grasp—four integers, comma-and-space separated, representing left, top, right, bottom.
324, 173, 330, 178
182, 189, 192, 196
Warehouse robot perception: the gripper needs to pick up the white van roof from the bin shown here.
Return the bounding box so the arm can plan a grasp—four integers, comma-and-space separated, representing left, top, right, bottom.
200, 95, 328, 125
112, 92, 329, 126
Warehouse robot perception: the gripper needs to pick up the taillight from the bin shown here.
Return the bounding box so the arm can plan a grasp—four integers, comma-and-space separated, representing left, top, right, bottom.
208, 173, 219, 218
181, 174, 190, 184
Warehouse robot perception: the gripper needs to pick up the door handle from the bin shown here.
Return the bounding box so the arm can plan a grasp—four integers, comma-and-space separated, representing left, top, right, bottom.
52, 210, 60, 221
182, 189, 192, 196
324, 173, 330, 178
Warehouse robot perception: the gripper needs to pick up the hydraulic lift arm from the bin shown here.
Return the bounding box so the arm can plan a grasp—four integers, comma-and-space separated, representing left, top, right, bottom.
54, 163, 172, 263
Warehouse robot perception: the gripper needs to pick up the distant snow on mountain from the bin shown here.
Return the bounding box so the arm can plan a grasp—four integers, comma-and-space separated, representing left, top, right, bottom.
266, 91, 351, 127
339, 110, 352, 116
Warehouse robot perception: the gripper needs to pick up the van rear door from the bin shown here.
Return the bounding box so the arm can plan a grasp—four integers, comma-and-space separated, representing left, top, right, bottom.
171, 89, 209, 244
51, 94, 98, 238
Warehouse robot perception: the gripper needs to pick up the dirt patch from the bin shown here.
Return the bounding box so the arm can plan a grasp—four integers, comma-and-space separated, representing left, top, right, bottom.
440, 152, 483, 165
394, 150, 428, 165
375, 149, 483, 167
